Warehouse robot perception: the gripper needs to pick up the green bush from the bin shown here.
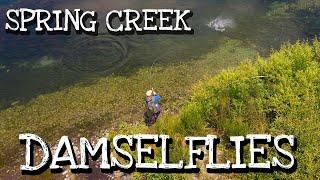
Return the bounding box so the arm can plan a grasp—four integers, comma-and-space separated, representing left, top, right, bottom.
186, 39, 320, 178
175, 103, 207, 136
138, 39, 320, 179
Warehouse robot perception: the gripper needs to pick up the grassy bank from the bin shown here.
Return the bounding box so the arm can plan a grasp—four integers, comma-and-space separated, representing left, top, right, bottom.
125, 40, 320, 179
2, 38, 319, 179
0, 38, 257, 170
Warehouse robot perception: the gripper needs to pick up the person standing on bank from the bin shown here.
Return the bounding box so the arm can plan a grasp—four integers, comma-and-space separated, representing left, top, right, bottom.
144, 88, 161, 126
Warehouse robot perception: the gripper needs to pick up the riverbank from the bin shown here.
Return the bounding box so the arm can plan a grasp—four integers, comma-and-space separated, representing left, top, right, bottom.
0, 38, 257, 178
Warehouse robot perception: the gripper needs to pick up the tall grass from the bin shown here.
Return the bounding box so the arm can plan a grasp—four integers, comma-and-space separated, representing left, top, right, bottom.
126, 39, 320, 179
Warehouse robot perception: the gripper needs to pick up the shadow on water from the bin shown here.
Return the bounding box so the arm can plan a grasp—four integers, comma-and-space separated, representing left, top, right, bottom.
0, 0, 318, 109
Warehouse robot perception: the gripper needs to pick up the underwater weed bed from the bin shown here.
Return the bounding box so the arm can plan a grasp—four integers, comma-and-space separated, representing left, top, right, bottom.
0, 39, 257, 170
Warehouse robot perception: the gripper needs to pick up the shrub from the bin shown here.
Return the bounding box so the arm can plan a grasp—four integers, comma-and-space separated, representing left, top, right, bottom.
137, 39, 320, 179
175, 103, 207, 136
187, 39, 320, 178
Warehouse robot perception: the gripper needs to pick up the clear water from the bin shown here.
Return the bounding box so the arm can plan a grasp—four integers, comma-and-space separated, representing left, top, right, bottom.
0, 0, 316, 109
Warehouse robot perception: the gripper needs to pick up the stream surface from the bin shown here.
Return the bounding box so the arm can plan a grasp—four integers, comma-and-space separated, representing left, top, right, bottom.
0, 0, 317, 109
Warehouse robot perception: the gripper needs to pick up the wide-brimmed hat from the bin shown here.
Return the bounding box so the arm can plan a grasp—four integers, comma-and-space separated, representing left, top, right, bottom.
146, 90, 153, 96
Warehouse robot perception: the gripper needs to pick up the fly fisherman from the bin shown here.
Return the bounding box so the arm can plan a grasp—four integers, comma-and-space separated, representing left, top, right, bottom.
144, 88, 161, 126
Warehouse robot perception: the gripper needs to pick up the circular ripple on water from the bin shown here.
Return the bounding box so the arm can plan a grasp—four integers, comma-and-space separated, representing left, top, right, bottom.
62, 34, 129, 74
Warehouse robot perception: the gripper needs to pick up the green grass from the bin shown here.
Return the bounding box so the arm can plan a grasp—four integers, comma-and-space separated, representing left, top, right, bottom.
153, 39, 320, 179
109, 39, 320, 179
0, 38, 257, 171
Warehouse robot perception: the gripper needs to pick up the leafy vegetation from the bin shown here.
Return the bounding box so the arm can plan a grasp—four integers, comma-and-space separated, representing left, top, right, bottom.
118, 40, 320, 179
189, 40, 320, 179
